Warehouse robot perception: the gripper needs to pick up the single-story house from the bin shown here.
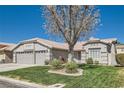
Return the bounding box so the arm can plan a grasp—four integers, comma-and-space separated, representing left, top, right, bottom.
116, 44, 124, 54
11, 37, 120, 65
0, 42, 15, 63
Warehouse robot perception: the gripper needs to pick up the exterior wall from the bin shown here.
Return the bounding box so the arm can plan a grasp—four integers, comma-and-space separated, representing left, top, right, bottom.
5, 51, 13, 63
0, 51, 12, 63
81, 51, 86, 63
0, 53, 5, 61
109, 43, 117, 65
14, 43, 48, 52
51, 49, 68, 61
51, 49, 81, 63
81, 43, 110, 64
116, 48, 124, 54
74, 51, 81, 63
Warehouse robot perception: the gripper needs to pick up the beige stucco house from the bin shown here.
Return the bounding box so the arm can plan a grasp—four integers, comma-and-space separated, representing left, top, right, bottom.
116, 44, 124, 54
0, 43, 15, 63
11, 37, 121, 65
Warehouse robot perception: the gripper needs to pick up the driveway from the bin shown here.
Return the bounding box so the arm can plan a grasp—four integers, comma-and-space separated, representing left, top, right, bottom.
0, 63, 38, 72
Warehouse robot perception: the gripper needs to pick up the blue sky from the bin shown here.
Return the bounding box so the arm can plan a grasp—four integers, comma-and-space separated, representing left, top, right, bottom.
0, 5, 124, 43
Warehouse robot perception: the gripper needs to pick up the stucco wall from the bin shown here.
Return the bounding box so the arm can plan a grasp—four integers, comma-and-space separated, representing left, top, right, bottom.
5, 51, 13, 63
0, 51, 12, 63
0, 53, 5, 61
51, 49, 68, 61
73, 51, 81, 63
51, 49, 81, 63
81, 42, 110, 64
14, 43, 48, 52
116, 48, 124, 54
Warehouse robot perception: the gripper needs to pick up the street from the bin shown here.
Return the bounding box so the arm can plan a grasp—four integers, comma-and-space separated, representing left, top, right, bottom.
0, 80, 31, 88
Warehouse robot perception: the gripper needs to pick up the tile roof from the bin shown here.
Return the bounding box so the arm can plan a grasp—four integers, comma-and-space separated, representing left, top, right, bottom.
116, 44, 124, 49
88, 37, 117, 43
83, 37, 117, 46
0, 42, 16, 51
20, 38, 85, 51
12, 37, 118, 51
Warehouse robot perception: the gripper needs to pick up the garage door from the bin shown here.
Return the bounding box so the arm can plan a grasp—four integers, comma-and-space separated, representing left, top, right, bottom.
16, 51, 34, 64
35, 50, 47, 65
16, 50, 48, 65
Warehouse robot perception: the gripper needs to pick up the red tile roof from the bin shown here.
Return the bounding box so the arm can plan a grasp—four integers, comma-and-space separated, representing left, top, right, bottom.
19, 37, 117, 51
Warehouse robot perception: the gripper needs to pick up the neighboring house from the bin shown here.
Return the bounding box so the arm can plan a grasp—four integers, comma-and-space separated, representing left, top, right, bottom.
12, 37, 119, 65
0, 42, 15, 63
116, 44, 124, 54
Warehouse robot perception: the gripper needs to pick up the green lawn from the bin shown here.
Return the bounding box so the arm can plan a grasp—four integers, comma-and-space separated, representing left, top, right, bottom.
0, 65, 124, 88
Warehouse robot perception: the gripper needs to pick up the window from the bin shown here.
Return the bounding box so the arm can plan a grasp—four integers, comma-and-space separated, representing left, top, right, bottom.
88, 48, 101, 59
35, 50, 48, 53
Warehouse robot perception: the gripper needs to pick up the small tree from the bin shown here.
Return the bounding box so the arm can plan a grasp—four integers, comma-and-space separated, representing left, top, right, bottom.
43, 5, 100, 61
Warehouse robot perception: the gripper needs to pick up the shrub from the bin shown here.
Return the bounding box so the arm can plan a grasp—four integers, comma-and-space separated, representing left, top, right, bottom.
86, 58, 93, 64
65, 61, 78, 73
116, 54, 124, 66
45, 60, 50, 65
94, 60, 99, 65
0, 59, 5, 63
50, 58, 63, 69
58, 56, 66, 64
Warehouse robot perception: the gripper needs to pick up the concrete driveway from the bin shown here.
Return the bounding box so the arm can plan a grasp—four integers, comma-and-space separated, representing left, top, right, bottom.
0, 63, 37, 72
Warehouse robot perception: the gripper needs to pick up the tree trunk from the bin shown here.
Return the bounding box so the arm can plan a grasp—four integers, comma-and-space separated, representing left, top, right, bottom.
68, 45, 74, 62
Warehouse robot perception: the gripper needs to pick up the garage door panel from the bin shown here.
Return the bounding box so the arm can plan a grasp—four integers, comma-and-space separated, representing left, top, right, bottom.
36, 52, 46, 65
16, 52, 34, 64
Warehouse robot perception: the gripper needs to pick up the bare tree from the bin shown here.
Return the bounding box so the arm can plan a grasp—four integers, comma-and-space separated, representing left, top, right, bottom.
43, 5, 100, 61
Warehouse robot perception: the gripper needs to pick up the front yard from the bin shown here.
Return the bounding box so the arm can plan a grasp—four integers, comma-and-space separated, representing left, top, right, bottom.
0, 64, 124, 88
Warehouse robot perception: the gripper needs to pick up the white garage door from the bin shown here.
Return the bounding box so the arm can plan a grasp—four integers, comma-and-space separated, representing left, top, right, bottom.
16, 51, 34, 64
16, 50, 48, 65
35, 50, 47, 65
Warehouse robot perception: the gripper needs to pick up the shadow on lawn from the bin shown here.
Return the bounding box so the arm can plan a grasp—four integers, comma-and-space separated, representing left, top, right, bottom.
78, 64, 102, 70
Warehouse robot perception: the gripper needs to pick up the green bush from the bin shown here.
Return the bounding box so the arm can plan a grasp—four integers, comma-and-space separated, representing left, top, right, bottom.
65, 61, 78, 73
44, 60, 50, 65
94, 60, 99, 65
50, 58, 63, 69
116, 54, 124, 66
86, 58, 93, 64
